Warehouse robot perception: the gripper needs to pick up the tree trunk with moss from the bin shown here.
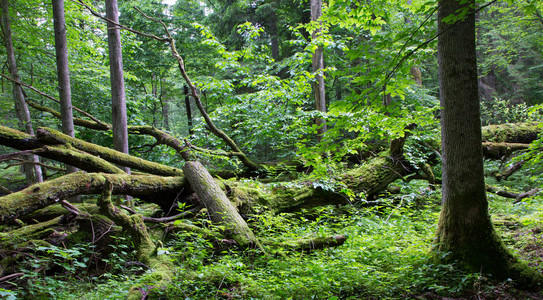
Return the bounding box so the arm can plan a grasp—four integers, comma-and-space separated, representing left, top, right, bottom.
183, 161, 259, 247
435, 0, 540, 287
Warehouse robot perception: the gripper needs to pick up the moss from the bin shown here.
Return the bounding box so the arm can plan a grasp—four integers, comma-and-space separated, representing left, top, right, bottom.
0, 172, 186, 221
37, 128, 184, 177
481, 122, 540, 143
0, 216, 61, 247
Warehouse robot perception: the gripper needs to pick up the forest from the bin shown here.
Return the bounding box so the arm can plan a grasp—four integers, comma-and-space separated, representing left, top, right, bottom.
0, 0, 542, 299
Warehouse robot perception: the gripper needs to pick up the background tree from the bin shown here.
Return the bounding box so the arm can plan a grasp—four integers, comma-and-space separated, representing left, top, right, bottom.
52, 0, 76, 173
0, 0, 43, 184
310, 0, 326, 140
105, 0, 130, 174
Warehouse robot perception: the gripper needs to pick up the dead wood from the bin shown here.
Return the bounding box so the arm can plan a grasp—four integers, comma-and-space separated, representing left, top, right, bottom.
486, 185, 542, 203
495, 160, 525, 181
36, 128, 184, 176
183, 160, 259, 247
271, 234, 348, 252
0, 172, 186, 221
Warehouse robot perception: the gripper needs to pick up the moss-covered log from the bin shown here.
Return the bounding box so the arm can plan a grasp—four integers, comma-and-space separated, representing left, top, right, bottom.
481, 122, 540, 144
269, 235, 347, 252
482, 142, 530, 159
0, 216, 62, 247
36, 128, 184, 176
97, 180, 176, 300
0, 126, 170, 175
0, 172, 187, 221
183, 161, 259, 247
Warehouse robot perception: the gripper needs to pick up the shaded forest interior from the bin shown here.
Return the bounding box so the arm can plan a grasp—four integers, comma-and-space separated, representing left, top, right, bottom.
1, 0, 543, 299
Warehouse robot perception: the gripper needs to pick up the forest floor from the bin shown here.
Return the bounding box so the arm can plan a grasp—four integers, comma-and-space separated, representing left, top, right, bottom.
1, 160, 542, 299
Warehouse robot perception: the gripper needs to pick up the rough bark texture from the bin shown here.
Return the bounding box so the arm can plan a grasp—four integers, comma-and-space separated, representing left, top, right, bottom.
1, 0, 43, 184
105, 0, 130, 174
435, 0, 540, 286
183, 161, 258, 247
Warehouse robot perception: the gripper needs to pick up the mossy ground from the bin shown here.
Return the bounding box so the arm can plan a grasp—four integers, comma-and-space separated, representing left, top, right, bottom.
2, 161, 542, 299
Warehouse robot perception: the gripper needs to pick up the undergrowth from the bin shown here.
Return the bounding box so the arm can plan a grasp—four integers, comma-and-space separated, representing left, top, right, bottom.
3, 165, 542, 300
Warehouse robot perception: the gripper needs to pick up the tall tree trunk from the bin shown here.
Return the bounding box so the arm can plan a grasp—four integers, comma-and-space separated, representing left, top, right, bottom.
105, 0, 130, 175
310, 0, 326, 140
434, 0, 537, 284
0, 0, 43, 184
52, 0, 77, 175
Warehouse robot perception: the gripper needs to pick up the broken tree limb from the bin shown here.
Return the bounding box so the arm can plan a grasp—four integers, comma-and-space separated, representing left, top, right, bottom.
0, 126, 126, 173
482, 142, 530, 159
97, 180, 175, 300
495, 160, 525, 181
98, 180, 155, 261
36, 127, 184, 176
182, 160, 259, 247
486, 185, 542, 202
26, 99, 110, 131
0, 172, 187, 221
26, 99, 192, 159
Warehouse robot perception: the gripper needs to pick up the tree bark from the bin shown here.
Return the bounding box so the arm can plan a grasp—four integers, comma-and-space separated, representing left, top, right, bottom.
105, 0, 130, 175
0, 0, 43, 184
434, 0, 539, 285
310, 0, 326, 140
182, 160, 258, 247
52, 0, 75, 147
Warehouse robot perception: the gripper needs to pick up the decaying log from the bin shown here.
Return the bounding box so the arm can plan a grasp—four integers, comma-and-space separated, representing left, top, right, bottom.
270, 234, 347, 252
0, 126, 173, 175
36, 128, 184, 176
481, 122, 540, 144
97, 180, 175, 300
0, 172, 186, 221
0, 216, 62, 247
482, 142, 530, 159
183, 160, 259, 247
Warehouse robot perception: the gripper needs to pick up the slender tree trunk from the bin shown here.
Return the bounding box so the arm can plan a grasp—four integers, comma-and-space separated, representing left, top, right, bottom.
184, 85, 193, 136
310, 0, 326, 140
268, 1, 280, 60
434, 0, 534, 282
1, 0, 43, 184
52, 0, 78, 177
160, 79, 170, 130
105, 0, 130, 175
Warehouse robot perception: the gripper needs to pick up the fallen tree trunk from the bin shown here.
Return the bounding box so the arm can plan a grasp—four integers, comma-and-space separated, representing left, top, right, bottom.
481, 122, 541, 144
36, 128, 184, 176
0, 172, 186, 221
183, 160, 259, 248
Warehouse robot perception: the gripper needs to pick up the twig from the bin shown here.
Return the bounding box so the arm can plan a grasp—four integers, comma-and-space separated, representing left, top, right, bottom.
0, 273, 24, 282
71, 0, 170, 42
